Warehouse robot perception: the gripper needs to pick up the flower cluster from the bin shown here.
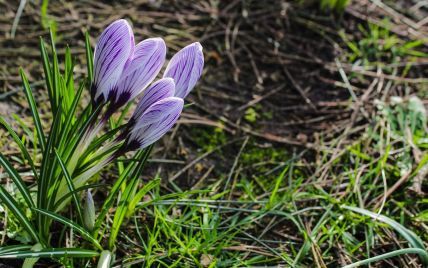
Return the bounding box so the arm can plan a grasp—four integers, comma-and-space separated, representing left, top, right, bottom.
57, 19, 204, 206
91, 19, 203, 152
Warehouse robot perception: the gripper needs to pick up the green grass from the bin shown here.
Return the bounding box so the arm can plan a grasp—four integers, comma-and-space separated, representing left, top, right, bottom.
1, 2, 428, 267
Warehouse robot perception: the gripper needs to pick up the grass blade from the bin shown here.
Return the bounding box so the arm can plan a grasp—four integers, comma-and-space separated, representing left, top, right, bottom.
33, 208, 102, 250
342, 205, 428, 265
0, 248, 99, 258
39, 37, 54, 111
85, 31, 93, 84
19, 68, 46, 152
0, 245, 32, 254
0, 186, 39, 243
54, 183, 105, 210
343, 248, 428, 268
0, 117, 38, 181
54, 149, 83, 224
0, 153, 34, 208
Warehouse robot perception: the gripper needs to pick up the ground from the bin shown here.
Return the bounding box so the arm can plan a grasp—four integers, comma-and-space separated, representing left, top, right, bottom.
0, 0, 427, 267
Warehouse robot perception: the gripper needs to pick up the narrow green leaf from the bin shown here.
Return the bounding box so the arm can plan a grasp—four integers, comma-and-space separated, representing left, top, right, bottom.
108, 146, 153, 248
54, 183, 105, 210
33, 208, 102, 250
126, 179, 159, 218
0, 248, 99, 258
19, 68, 46, 152
0, 186, 39, 243
97, 250, 112, 268
54, 150, 83, 224
0, 153, 34, 208
39, 37, 54, 111
343, 205, 428, 265
22, 243, 43, 268
0, 117, 38, 181
38, 102, 63, 236
93, 148, 151, 237
343, 248, 428, 268
57, 81, 85, 152
85, 32, 94, 84
0, 245, 32, 254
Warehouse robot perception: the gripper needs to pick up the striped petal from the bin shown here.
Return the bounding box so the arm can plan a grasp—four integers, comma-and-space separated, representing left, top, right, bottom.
112, 38, 166, 108
92, 19, 134, 104
131, 78, 175, 122
163, 42, 204, 98
126, 97, 183, 150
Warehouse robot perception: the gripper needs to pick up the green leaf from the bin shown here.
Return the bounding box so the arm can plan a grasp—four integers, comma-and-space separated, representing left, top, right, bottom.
94, 147, 152, 239
37, 102, 63, 236
342, 205, 428, 265
54, 150, 83, 224
0, 248, 99, 258
19, 68, 46, 152
54, 183, 105, 210
22, 243, 43, 268
32, 208, 102, 250
85, 32, 94, 85
126, 179, 159, 218
0, 186, 39, 243
97, 250, 112, 268
343, 248, 428, 268
108, 146, 153, 248
0, 153, 34, 208
0, 245, 32, 254
57, 81, 85, 153
0, 117, 38, 181
39, 37, 54, 112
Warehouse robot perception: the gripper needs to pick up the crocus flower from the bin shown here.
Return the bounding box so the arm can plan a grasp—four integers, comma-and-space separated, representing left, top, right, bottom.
91, 20, 166, 110
123, 96, 184, 152
164, 42, 204, 98
109, 38, 166, 110
91, 19, 134, 105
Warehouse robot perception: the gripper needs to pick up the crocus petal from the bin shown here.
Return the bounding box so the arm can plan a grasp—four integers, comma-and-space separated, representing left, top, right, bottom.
163, 42, 204, 98
126, 97, 183, 150
133, 97, 183, 130
113, 38, 166, 107
131, 78, 175, 121
92, 19, 134, 104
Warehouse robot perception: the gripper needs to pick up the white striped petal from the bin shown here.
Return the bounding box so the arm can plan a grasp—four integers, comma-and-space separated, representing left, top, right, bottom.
163, 42, 204, 98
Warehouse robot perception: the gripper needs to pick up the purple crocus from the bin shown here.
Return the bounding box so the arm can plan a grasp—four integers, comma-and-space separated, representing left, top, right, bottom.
123, 97, 184, 152
164, 42, 204, 98
91, 19, 134, 105
119, 77, 181, 152
92, 19, 204, 110
109, 38, 166, 110
91, 20, 166, 110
